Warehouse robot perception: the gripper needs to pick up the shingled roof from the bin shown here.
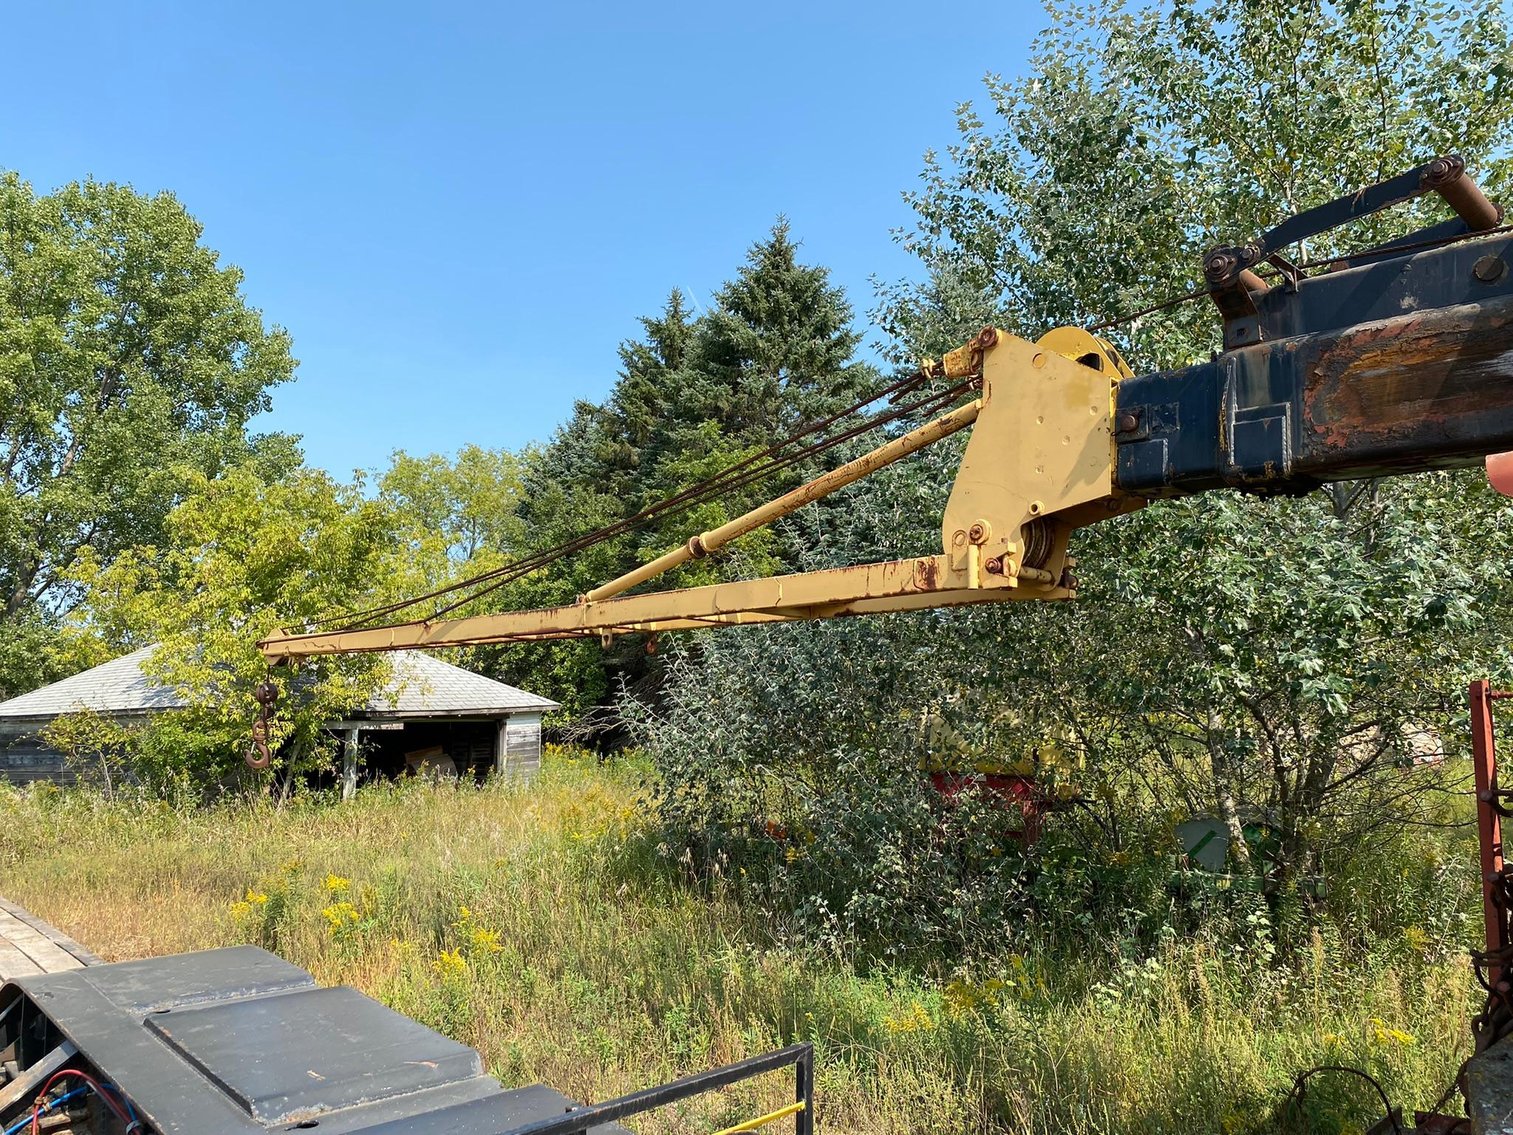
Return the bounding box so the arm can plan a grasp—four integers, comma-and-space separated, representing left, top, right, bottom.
0, 646, 557, 724
373, 652, 559, 717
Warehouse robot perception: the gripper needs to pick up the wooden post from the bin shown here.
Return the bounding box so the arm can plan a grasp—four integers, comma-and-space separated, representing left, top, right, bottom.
495, 717, 508, 778
342, 727, 360, 801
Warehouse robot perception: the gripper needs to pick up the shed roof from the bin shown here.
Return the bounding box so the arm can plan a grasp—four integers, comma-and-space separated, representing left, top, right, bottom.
375, 652, 559, 717
0, 646, 557, 723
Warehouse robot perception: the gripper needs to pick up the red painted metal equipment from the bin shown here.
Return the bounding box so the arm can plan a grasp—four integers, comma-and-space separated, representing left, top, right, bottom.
1490, 451, 1513, 498
1399, 683, 1513, 1133
1470, 680, 1513, 1051
926, 772, 1060, 844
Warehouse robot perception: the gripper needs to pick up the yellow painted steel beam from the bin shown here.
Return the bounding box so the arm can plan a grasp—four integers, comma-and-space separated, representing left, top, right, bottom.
259, 553, 1069, 659
258, 324, 1126, 663
939, 326, 1124, 585
709, 1100, 806, 1135
583, 398, 982, 602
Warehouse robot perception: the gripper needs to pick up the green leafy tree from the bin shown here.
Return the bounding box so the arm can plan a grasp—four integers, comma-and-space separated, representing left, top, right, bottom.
876, 0, 1512, 366
39, 708, 136, 800
1013, 474, 1513, 888
877, 0, 1513, 884
380, 444, 528, 569
0, 172, 296, 696
65, 463, 409, 787
875, 0, 1513, 880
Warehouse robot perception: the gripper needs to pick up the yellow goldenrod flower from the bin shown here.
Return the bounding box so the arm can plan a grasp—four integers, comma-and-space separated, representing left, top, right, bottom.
469, 927, 503, 954
1367, 1018, 1417, 1047
943, 980, 976, 1016
324, 874, 351, 894
432, 949, 468, 979
883, 1002, 934, 1034
321, 901, 360, 930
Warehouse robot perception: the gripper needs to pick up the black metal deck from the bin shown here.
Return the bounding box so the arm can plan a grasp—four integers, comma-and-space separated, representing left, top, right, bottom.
2, 946, 630, 1134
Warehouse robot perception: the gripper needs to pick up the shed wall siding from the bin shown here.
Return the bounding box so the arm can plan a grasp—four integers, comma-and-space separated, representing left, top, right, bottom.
500, 713, 543, 779
0, 736, 73, 784
1, 709, 551, 788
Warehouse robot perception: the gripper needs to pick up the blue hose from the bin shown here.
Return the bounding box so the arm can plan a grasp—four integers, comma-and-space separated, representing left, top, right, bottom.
3, 1085, 89, 1135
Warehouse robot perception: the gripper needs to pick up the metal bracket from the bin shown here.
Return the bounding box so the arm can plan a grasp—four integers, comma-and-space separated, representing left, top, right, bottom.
1202, 155, 1502, 350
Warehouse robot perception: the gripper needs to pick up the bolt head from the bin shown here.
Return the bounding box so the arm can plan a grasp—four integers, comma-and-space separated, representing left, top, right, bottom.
1204, 250, 1239, 282
1423, 155, 1462, 186
1474, 255, 1507, 283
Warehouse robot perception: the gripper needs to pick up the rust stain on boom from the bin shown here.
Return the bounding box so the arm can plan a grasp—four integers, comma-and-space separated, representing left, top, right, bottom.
1306, 296, 1513, 466
1115, 230, 1513, 495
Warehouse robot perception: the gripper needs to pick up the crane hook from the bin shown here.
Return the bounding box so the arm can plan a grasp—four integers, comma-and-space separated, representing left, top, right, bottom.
246, 680, 278, 770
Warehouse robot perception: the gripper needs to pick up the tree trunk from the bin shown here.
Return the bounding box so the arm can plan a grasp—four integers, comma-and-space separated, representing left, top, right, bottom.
1207, 708, 1253, 870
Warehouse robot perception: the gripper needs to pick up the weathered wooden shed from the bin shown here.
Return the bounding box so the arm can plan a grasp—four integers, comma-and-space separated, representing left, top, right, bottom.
0, 646, 558, 792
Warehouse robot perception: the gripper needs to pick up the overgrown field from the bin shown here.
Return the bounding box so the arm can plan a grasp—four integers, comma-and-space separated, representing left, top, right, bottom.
0, 756, 1480, 1135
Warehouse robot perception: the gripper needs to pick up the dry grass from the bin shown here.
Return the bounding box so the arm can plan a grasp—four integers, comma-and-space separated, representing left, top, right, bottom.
0, 755, 1480, 1134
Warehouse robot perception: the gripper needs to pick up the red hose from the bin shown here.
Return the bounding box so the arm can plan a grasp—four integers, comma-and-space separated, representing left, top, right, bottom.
30, 1069, 134, 1134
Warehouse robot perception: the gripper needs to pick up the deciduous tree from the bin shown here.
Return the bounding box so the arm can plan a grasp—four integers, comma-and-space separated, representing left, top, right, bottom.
0, 173, 296, 696
65, 464, 408, 786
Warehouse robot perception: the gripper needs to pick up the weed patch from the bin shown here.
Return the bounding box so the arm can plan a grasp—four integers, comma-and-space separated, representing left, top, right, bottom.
0, 761, 1478, 1134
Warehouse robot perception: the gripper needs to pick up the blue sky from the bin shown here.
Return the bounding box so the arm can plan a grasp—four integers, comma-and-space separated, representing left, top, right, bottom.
6, 3, 1038, 477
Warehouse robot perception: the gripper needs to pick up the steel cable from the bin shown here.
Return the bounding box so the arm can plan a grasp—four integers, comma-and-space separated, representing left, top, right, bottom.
415, 377, 978, 622
300, 370, 979, 633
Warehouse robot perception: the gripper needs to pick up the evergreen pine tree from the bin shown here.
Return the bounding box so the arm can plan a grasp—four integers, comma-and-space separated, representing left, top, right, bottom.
500, 224, 878, 735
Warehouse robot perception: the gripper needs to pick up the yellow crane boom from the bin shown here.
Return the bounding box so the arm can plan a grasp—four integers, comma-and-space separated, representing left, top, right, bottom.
259, 327, 1130, 658
260, 156, 1513, 665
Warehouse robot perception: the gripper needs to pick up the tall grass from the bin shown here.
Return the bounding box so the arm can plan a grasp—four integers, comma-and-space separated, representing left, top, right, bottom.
0, 755, 1479, 1134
